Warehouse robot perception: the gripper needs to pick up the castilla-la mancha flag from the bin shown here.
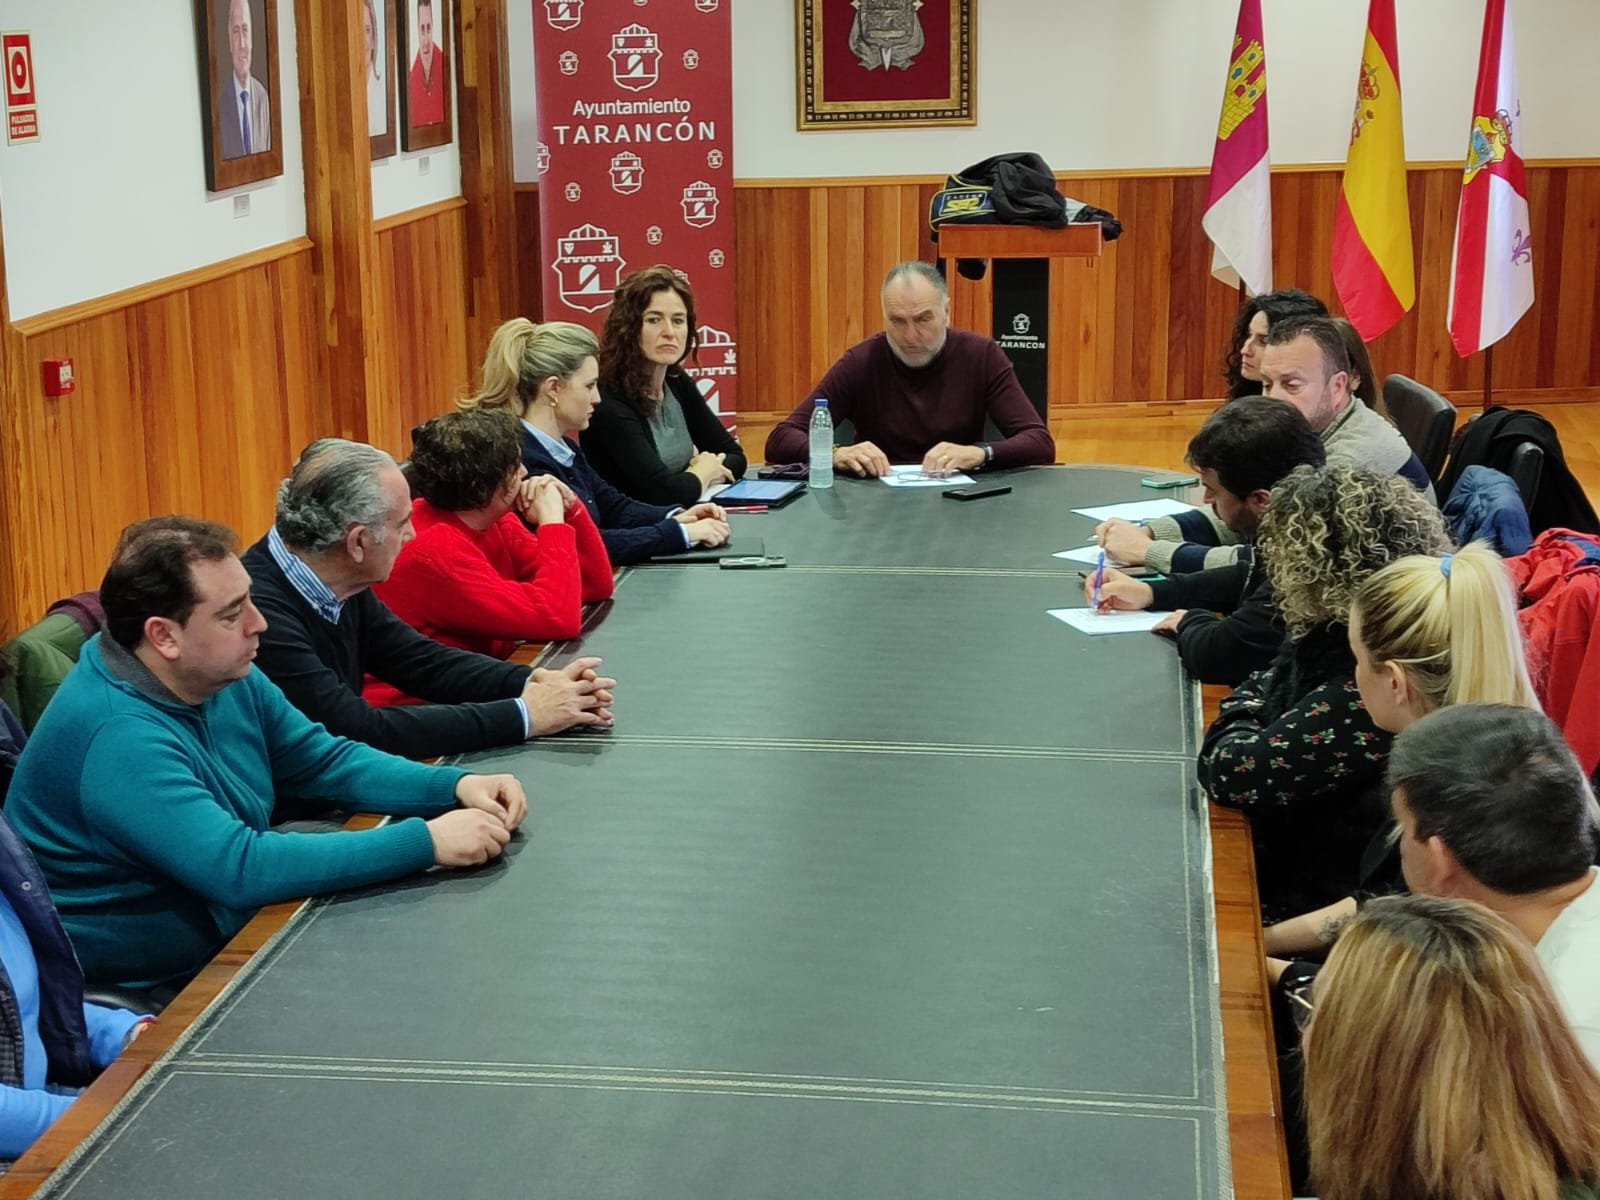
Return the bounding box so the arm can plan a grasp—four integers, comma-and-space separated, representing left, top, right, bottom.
1332, 0, 1414, 340
1202, 0, 1271, 296
1447, 0, 1534, 357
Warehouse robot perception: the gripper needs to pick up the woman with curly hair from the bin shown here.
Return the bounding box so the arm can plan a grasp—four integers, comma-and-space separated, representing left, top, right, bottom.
1222, 287, 1328, 400
1198, 464, 1452, 918
1303, 894, 1600, 1200
583, 266, 747, 507
366, 410, 614, 707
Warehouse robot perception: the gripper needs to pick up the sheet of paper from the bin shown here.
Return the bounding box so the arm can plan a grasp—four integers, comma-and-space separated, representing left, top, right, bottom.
701, 482, 731, 503
1052, 544, 1109, 565
880, 465, 976, 489
1071, 498, 1199, 522
1046, 608, 1172, 636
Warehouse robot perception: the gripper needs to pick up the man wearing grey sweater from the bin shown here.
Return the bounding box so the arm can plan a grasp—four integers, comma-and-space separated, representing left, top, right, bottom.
1101, 316, 1433, 574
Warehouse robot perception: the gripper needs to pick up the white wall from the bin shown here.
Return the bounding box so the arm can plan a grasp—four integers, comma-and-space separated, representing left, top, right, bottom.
370, 105, 463, 218
0, 1, 306, 320
510, 0, 1600, 181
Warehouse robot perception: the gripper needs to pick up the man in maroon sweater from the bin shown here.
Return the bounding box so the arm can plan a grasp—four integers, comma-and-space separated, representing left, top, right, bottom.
764, 261, 1055, 476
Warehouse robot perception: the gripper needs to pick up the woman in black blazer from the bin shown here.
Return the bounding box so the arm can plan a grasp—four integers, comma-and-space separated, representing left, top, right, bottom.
583, 265, 747, 507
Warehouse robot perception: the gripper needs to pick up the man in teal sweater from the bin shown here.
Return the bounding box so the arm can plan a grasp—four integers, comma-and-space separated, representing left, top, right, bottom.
6, 517, 527, 994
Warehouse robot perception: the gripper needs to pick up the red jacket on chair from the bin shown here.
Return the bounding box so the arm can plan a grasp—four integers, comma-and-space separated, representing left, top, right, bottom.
1507, 528, 1600, 776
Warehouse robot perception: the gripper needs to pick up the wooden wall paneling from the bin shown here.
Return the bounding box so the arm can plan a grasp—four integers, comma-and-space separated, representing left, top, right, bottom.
0, 192, 42, 629
512, 185, 545, 322
1166, 175, 1208, 402
131, 291, 205, 519
372, 203, 472, 457
804, 188, 833, 390
29, 316, 152, 608
829, 188, 867, 360
294, 0, 378, 443
1532, 167, 1567, 391
1554, 168, 1600, 390
698, 167, 1600, 433
454, 0, 520, 360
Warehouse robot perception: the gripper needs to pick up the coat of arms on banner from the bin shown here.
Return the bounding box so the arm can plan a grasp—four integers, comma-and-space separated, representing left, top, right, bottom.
609, 24, 661, 92
558, 50, 579, 75
685, 325, 737, 415
537, 142, 551, 174
543, 0, 583, 31
695, 0, 719, 11
553, 225, 625, 313
609, 152, 644, 195
645, 225, 663, 246
681, 181, 719, 228
850, 0, 926, 71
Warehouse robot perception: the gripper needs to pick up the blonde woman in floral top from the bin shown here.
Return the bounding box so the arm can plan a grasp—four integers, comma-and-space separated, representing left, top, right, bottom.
1198, 465, 1452, 919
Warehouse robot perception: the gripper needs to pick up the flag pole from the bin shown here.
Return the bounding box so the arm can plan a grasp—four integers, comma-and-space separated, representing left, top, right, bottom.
1482, 346, 1494, 413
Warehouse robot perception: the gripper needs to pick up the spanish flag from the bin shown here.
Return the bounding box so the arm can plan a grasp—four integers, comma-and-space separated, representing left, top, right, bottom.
1332, 0, 1415, 340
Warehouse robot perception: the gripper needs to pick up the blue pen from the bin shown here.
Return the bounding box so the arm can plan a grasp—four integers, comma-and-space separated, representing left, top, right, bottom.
1091, 550, 1107, 612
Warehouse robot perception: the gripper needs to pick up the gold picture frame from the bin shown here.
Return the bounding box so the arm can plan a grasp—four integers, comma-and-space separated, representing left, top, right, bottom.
797, 0, 975, 130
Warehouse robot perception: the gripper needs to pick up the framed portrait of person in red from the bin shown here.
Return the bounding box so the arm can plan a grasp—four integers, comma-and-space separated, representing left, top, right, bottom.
796, 0, 974, 129
399, 0, 453, 151
198, 0, 285, 190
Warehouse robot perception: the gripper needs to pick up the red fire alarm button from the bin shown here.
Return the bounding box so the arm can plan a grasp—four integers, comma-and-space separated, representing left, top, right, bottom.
41, 358, 75, 397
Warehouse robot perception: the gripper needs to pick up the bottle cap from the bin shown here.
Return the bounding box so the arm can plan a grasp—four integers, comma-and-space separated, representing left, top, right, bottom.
814, 397, 828, 406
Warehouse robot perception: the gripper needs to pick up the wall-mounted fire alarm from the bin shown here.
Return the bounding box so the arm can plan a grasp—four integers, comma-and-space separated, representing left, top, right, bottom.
41, 359, 75, 397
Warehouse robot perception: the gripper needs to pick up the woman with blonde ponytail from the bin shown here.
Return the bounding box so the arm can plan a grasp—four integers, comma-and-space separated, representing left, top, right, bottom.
1264, 540, 1540, 961
459, 318, 732, 565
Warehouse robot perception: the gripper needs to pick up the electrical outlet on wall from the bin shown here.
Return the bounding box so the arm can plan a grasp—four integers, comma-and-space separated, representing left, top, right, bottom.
233, 194, 250, 219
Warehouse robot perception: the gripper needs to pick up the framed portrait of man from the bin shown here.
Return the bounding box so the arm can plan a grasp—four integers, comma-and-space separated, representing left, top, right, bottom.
198, 0, 285, 190
362, 0, 398, 159
398, 0, 453, 151
797, 0, 975, 129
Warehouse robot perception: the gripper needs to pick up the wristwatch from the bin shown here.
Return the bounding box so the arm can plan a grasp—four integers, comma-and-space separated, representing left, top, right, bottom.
978, 442, 994, 470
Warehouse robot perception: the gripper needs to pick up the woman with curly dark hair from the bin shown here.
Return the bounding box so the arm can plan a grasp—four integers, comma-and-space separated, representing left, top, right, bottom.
1198, 464, 1453, 919
367, 409, 614, 706
584, 265, 747, 507
1222, 287, 1328, 399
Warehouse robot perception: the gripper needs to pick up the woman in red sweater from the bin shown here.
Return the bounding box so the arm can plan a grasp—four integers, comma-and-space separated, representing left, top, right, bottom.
366, 410, 614, 705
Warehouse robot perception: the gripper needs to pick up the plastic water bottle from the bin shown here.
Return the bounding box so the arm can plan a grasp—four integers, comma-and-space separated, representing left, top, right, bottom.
809, 399, 834, 490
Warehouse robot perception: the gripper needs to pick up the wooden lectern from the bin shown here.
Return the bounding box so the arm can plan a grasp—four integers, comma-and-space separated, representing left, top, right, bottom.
936, 223, 1104, 336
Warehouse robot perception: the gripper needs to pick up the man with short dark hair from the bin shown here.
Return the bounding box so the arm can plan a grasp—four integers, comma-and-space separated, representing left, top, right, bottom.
242, 438, 615, 759
406, 0, 446, 126
6, 516, 527, 993
763, 261, 1055, 477
1086, 398, 1325, 684
1387, 703, 1599, 1064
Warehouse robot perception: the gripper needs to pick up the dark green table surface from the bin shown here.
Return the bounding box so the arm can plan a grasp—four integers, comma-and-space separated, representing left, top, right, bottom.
36, 467, 1228, 1200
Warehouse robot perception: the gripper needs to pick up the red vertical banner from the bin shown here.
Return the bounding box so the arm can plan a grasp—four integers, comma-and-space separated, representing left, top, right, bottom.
533, 1, 739, 419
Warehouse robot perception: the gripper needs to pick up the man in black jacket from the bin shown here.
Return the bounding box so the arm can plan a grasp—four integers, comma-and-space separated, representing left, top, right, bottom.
243, 439, 615, 759
1086, 397, 1324, 685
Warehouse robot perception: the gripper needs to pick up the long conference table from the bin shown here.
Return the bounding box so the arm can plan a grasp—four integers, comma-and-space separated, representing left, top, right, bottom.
1, 466, 1288, 1199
